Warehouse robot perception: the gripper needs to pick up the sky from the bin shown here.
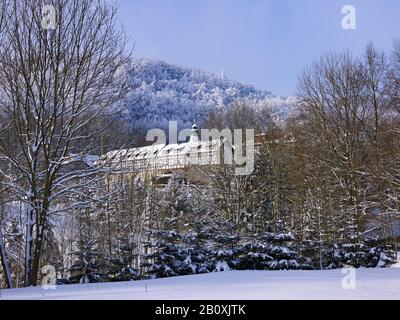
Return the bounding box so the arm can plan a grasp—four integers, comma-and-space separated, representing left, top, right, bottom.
115, 0, 400, 97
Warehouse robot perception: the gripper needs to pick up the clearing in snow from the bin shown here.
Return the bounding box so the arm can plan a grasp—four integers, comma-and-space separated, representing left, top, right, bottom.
0, 269, 399, 300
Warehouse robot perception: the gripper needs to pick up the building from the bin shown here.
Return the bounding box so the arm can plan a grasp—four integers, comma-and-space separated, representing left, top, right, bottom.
98, 123, 235, 185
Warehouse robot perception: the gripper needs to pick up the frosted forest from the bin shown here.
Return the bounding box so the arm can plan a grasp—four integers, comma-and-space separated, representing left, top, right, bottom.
0, 0, 399, 292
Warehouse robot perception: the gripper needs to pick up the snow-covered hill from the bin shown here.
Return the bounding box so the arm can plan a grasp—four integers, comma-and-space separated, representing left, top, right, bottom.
1, 269, 399, 300
120, 58, 295, 130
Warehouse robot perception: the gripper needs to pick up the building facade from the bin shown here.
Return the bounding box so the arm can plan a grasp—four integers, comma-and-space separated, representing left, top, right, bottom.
98, 123, 235, 185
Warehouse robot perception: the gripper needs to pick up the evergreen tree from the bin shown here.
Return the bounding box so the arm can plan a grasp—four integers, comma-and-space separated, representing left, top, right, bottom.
364, 238, 397, 267
142, 217, 186, 279
68, 237, 103, 284
208, 219, 240, 272
68, 209, 104, 284
105, 234, 139, 282
237, 219, 300, 270
327, 220, 367, 268
181, 220, 212, 274
324, 217, 397, 268
326, 238, 396, 269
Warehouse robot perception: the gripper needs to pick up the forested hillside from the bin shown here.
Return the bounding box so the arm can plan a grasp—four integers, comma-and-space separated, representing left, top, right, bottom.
121, 58, 295, 130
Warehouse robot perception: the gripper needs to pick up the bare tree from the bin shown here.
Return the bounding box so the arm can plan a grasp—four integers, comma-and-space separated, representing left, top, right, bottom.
0, 0, 9, 29
0, 0, 15, 289
0, 196, 14, 288
362, 43, 390, 168
390, 41, 400, 114
296, 51, 371, 240
0, 0, 129, 286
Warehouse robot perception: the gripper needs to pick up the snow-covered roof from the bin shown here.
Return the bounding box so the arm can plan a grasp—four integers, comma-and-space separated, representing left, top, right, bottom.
100, 123, 231, 171
64, 154, 100, 168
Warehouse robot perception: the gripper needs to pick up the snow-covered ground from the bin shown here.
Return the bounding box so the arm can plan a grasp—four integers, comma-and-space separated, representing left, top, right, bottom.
1, 269, 399, 300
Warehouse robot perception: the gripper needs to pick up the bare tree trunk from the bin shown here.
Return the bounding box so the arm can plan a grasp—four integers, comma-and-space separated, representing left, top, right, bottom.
0, 225, 13, 288
24, 195, 35, 287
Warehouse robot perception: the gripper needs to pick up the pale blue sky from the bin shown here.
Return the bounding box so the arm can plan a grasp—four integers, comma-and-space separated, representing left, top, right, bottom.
115, 0, 400, 96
